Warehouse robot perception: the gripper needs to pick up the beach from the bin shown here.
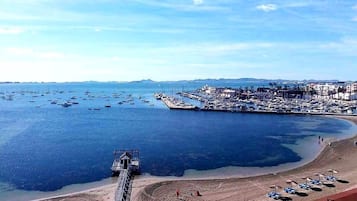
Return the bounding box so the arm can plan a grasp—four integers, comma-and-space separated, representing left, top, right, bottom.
35, 115, 357, 201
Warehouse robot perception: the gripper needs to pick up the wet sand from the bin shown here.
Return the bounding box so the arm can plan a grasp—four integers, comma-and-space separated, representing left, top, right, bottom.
36, 115, 357, 201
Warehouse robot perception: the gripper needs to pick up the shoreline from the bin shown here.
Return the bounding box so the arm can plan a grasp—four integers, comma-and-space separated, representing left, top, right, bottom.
134, 115, 357, 201
31, 115, 357, 201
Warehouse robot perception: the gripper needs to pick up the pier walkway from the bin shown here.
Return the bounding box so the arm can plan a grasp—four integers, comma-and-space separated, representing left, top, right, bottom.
115, 169, 133, 201
112, 150, 140, 201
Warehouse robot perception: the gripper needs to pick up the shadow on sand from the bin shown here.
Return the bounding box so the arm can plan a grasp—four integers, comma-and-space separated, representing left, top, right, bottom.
323, 183, 336, 188
279, 196, 292, 201
295, 192, 308, 197
337, 179, 349, 184
311, 187, 322, 191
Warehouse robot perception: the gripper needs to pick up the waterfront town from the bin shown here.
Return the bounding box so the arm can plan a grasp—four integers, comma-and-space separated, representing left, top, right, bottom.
157, 81, 357, 115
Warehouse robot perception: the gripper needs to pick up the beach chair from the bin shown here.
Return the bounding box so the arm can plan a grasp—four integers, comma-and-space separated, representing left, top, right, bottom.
267, 185, 281, 200
310, 179, 321, 185
284, 187, 296, 194
308, 177, 322, 185
325, 175, 337, 182
326, 169, 338, 181
299, 177, 311, 190
284, 180, 296, 194
267, 191, 281, 199
298, 183, 311, 190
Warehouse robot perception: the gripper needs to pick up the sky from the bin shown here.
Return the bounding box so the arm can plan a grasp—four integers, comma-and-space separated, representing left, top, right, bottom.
0, 0, 357, 82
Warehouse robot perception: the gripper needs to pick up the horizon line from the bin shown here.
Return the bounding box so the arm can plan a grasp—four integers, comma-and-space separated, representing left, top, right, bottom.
0, 77, 355, 84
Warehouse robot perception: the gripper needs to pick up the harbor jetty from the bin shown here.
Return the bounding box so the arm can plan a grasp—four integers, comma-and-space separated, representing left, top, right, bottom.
111, 150, 140, 201
155, 93, 198, 110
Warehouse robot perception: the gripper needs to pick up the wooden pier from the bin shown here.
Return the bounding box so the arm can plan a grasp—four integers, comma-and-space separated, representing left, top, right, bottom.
111, 150, 140, 201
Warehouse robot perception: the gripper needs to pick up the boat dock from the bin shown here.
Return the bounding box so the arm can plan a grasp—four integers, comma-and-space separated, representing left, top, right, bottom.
156, 93, 198, 110
111, 150, 140, 201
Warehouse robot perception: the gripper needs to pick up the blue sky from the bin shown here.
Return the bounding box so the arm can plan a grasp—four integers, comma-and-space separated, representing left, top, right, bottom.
0, 0, 357, 82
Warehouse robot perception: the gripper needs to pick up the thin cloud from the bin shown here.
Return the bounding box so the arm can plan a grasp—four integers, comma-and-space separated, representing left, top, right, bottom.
319, 38, 357, 56
256, 4, 278, 12
0, 27, 25, 34
6, 47, 33, 55
5, 47, 65, 59
193, 0, 203, 6
133, 0, 227, 12
151, 42, 275, 56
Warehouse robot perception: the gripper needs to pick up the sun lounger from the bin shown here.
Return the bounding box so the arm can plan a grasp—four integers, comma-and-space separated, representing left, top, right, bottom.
299, 183, 311, 190
310, 179, 322, 185
284, 187, 296, 194
325, 175, 337, 182
267, 191, 281, 199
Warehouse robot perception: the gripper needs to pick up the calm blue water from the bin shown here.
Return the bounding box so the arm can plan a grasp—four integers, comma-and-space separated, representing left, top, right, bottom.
0, 82, 355, 192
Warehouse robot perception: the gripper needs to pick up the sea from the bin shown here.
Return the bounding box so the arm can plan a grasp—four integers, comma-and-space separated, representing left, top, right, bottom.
0, 81, 356, 200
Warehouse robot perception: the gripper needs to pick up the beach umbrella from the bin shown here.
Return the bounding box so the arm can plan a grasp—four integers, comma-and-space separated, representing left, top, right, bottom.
270, 185, 282, 192
270, 185, 277, 193
328, 169, 338, 176
314, 173, 322, 180
301, 176, 308, 184
318, 174, 325, 180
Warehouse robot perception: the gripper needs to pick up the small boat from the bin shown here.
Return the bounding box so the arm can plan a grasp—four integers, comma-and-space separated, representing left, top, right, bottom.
154, 93, 162, 100
61, 102, 72, 107
105, 105, 111, 108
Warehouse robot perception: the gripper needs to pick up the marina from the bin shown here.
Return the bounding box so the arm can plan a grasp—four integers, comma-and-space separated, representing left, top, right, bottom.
156, 83, 357, 116
157, 93, 198, 110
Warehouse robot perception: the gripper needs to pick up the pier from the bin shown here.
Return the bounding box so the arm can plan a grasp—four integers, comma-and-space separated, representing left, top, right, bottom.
156, 93, 198, 110
111, 150, 140, 201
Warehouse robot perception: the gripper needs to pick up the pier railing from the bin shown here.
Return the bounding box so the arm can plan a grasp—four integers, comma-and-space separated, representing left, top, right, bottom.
115, 168, 133, 201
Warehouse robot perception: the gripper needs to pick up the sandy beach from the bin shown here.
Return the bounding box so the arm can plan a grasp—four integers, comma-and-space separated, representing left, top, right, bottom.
36, 115, 357, 201
34, 184, 117, 201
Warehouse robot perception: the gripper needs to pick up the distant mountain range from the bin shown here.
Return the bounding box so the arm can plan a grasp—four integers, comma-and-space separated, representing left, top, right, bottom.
128, 78, 342, 84
0, 78, 346, 84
